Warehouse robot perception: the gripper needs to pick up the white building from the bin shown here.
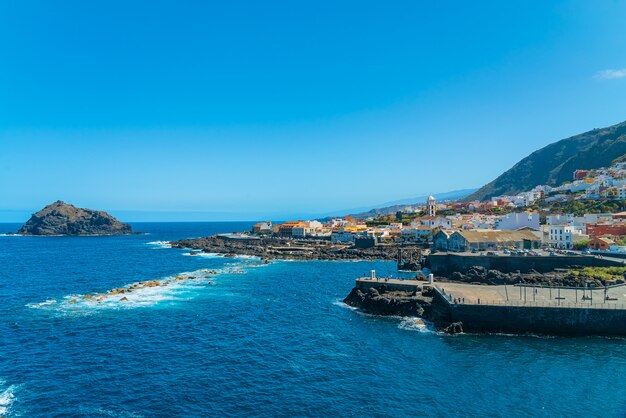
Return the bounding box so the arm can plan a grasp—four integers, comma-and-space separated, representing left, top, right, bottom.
419, 216, 452, 230
496, 213, 540, 230
400, 226, 432, 241
548, 225, 575, 249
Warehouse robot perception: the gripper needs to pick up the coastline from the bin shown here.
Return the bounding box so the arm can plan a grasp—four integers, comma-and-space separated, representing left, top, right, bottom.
170, 235, 400, 261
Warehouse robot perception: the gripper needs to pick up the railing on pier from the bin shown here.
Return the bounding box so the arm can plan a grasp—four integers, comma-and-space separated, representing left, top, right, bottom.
434, 286, 626, 310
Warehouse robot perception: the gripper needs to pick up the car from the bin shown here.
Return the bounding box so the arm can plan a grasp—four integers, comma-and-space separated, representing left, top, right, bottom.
503, 249, 510, 254
486, 251, 496, 256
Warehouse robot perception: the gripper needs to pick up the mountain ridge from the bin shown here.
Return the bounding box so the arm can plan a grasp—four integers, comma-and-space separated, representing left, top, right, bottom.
465, 120, 626, 202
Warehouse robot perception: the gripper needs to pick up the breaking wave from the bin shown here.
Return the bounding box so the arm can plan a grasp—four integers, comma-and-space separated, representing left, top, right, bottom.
145, 241, 171, 249
335, 300, 434, 333
398, 317, 435, 333
0, 379, 19, 416
27, 258, 270, 314
27, 269, 218, 313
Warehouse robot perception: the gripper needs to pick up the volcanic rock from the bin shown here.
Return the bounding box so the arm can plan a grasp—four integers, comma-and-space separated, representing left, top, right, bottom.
17, 201, 132, 236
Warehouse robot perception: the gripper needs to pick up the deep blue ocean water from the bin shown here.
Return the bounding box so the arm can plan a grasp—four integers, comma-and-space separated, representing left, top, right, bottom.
1, 222, 626, 417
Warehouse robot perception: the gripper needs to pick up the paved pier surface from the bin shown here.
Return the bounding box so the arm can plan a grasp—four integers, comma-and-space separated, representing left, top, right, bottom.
355, 277, 427, 293
355, 277, 626, 310
435, 282, 626, 309
356, 277, 426, 287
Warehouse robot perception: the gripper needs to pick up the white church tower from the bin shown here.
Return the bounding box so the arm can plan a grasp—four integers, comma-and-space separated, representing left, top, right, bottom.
426, 195, 436, 217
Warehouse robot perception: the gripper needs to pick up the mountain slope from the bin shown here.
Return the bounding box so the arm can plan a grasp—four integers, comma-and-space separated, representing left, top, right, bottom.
465, 120, 626, 202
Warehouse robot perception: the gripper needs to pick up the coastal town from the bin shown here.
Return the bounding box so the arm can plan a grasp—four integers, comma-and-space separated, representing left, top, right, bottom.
244, 162, 626, 256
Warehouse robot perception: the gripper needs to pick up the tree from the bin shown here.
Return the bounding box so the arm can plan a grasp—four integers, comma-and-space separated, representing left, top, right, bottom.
573, 239, 591, 250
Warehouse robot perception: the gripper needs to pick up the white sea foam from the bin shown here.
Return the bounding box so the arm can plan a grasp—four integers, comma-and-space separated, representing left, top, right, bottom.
183, 252, 221, 258
333, 300, 359, 311
231, 254, 260, 260
78, 405, 145, 417
145, 240, 171, 249
398, 317, 435, 333
335, 300, 435, 333
0, 379, 19, 416
183, 252, 262, 261
27, 269, 220, 314
25, 299, 57, 310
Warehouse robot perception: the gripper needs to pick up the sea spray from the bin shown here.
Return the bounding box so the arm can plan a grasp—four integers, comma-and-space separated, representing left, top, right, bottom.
0, 379, 19, 416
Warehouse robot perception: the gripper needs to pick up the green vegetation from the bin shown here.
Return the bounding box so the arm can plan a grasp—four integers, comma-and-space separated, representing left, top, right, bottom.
573, 239, 590, 250
465, 120, 626, 202
536, 198, 626, 216
566, 266, 626, 284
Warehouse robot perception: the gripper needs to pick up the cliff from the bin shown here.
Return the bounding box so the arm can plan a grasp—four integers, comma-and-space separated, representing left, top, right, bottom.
17, 201, 132, 236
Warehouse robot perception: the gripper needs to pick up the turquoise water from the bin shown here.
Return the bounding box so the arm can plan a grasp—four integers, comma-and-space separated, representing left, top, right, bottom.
1, 222, 626, 417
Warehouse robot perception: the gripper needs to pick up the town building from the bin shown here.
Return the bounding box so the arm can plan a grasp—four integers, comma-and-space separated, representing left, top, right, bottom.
548, 225, 576, 249
401, 226, 432, 241
252, 221, 272, 234
586, 223, 626, 237
418, 216, 452, 229
496, 213, 540, 231
588, 237, 615, 251
444, 229, 541, 252
278, 221, 299, 238
433, 230, 455, 251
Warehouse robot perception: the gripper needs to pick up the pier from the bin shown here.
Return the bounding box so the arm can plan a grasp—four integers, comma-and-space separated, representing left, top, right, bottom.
434, 282, 626, 309
354, 273, 626, 335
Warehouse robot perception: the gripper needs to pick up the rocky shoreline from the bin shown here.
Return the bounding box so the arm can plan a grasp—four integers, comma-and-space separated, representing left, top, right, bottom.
343, 285, 462, 334
171, 235, 399, 261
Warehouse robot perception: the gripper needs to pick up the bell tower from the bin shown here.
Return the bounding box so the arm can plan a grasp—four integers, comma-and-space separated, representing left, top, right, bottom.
426, 195, 436, 217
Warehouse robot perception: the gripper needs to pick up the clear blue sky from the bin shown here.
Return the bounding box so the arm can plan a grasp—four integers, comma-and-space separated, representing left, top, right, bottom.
2, 0, 626, 221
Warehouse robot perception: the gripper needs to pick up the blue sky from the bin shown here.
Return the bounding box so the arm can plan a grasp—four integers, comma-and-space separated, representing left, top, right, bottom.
2, 0, 626, 221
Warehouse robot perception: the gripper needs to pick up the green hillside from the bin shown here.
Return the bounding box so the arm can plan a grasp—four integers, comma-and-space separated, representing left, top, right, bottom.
465, 120, 626, 202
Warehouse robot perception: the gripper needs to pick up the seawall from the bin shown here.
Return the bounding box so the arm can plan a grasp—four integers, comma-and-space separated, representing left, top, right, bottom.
429, 253, 623, 275
432, 290, 626, 336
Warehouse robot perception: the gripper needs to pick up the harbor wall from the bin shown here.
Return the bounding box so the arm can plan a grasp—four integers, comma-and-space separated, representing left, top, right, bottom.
428, 253, 623, 275
432, 291, 626, 335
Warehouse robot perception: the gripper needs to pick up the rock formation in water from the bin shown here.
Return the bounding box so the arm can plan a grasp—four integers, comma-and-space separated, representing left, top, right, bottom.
343, 285, 433, 317
17, 201, 132, 236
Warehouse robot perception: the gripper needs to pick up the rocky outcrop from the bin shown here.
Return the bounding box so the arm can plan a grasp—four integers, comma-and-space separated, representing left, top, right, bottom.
17, 201, 132, 236
171, 235, 399, 261
344, 285, 432, 317
343, 285, 459, 332
442, 265, 625, 287
442, 322, 464, 334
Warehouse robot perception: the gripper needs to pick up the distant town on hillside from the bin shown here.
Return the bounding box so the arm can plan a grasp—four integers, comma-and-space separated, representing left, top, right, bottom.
247, 161, 626, 254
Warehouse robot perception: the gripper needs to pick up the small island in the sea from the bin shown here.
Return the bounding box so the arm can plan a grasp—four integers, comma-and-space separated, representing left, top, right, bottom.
17, 200, 132, 236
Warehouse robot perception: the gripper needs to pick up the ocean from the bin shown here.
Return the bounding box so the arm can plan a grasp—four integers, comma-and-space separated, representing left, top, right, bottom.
1, 222, 626, 417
